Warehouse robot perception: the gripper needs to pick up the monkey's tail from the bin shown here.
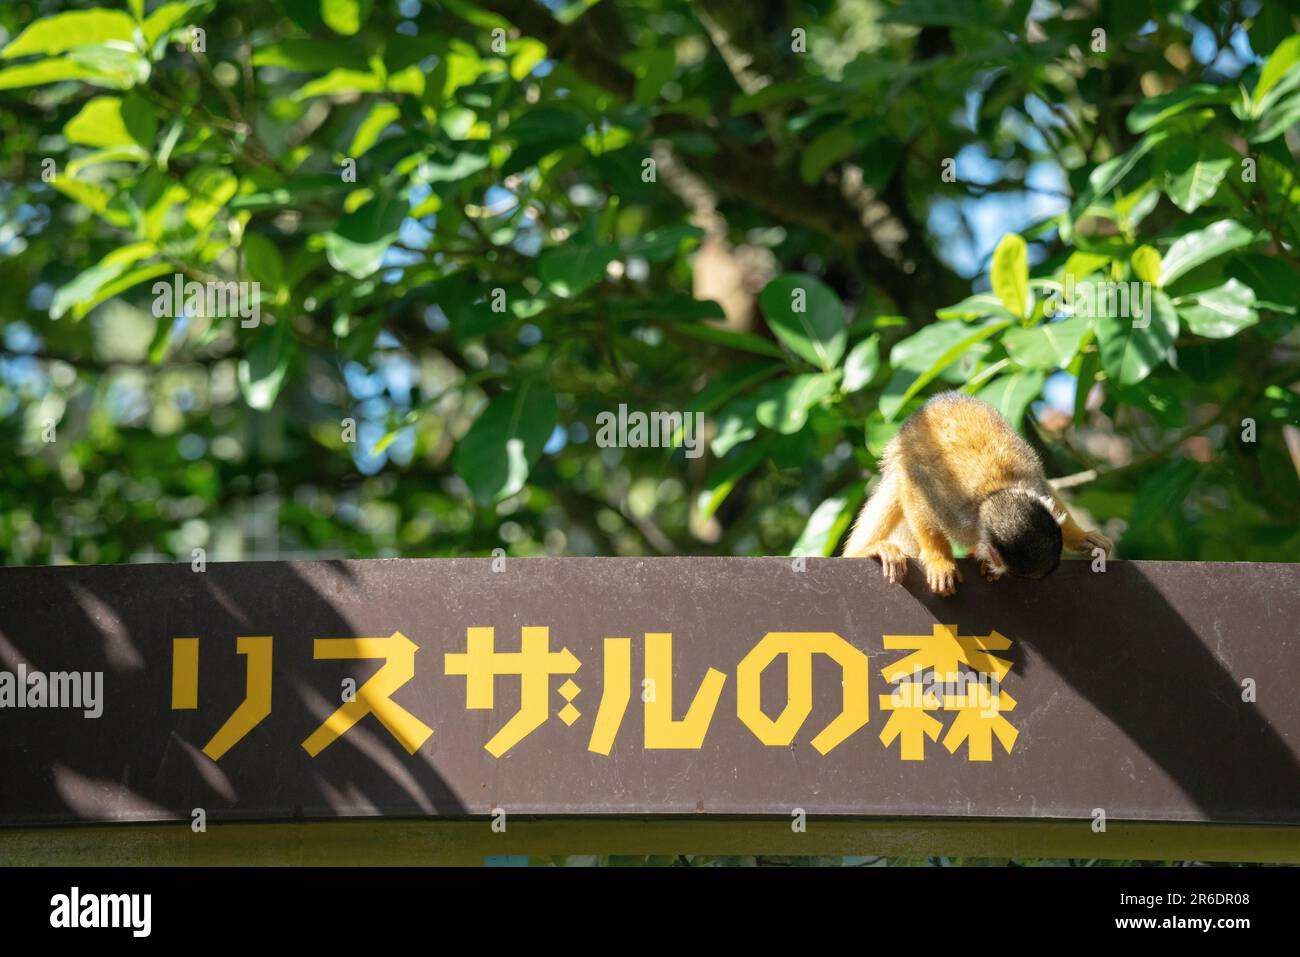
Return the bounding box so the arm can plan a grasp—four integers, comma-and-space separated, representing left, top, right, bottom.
841, 509, 871, 557
841, 472, 899, 557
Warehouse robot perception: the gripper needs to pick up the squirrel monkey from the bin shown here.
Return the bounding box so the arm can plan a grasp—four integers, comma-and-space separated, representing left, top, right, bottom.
842, 392, 1112, 595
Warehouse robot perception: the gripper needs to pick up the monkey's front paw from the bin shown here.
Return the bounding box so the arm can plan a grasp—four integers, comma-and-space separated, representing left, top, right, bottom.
862, 542, 908, 585
1078, 529, 1113, 556
924, 561, 962, 596
978, 559, 1004, 583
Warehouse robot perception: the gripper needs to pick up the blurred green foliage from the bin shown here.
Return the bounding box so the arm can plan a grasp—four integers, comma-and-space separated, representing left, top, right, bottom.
1, 0, 1298, 568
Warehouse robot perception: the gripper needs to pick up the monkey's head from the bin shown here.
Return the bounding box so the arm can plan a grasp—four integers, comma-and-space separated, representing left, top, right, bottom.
975, 488, 1064, 580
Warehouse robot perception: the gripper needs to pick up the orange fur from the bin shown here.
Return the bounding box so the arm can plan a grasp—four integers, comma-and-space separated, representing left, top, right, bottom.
842, 392, 1110, 594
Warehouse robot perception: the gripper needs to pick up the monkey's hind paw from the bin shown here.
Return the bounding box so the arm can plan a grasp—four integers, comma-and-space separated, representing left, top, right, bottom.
924, 561, 962, 597
861, 542, 908, 585
978, 559, 1004, 583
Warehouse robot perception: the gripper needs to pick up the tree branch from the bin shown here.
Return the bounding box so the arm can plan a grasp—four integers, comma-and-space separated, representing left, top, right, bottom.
467, 0, 960, 320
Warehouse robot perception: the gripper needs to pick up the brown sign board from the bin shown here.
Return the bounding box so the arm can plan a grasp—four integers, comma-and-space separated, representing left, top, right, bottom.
0, 557, 1297, 830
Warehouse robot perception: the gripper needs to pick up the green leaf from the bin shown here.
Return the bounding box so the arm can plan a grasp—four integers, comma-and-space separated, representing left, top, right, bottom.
48, 243, 154, 321
64, 94, 155, 149
1084, 134, 1161, 197
1127, 459, 1199, 538
668, 320, 787, 359
242, 233, 286, 293
51, 261, 129, 320
935, 292, 1014, 321
990, 233, 1030, 319
1157, 136, 1235, 213
109, 241, 164, 270
1160, 220, 1259, 286
538, 244, 616, 297
349, 101, 400, 157
1251, 90, 1300, 143
422, 144, 490, 183
758, 273, 847, 371
2, 10, 137, 58
505, 107, 586, 147
184, 166, 238, 231
685, 363, 778, 419
625, 225, 703, 263
800, 124, 857, 184
252, 39, 369, 72
841, 335, 880, 392
732, 79, 826, 114
686, 361, 774, 449
791, 482, 866, 558
323, 193, 407, 278
754, 373, 839, 433
65, 147, 148, 176
66, 43, 151, 88
1253, 34, 1300, 105
696, 438, 771, 522
711, 394, 761, 456
1062, 251, 1111, 284
1232, 252, 1300, 314
888, 316, 1007, 372
74, 262, 171, 320
238, 323, 294, 411
229, 173, 349, 211
973, 371, 1046, 428
606, 295, 724, 322
1131, 245, 1161, 287
1179, 279, 1259, 338
1096, 292, 1177, 385
148, 311, 178, 364
453, 384, 559, 506
0, 58, 101, 89
321, 0, 373, 36
623, 47, 675, 106
880, 317, 1010, 420
294, 67, 383, 99
1073, 348, 1100, 427
1002, 315, 1092, 370
1127, 84, 1229, 133
1069, 130, 1174, 228
510, 38, 547, 82
142, 2, 201, 47
50, 176, 131, 226
865, 413, 901, 457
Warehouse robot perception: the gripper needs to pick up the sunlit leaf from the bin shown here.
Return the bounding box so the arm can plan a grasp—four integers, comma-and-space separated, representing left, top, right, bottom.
238, 323, 294, 411
538, 244, 616, 297
841, 335, 880, 392
990, 233, 1029, 319
759, 273, 846, 371
321, 0, 373, 36
696, 438, 771, 522
1096, 292, 1178, 385
880, 318, 1009, 420
1157, 136, 1235, 213
323, 193, 407, 278
64, 94, 155, 149
1160, 220, 1259, 286
1253, 34, 1300, 105
973, 371, 1046, 427
791, 482, 866, 557
1003, 315, 1092, 370
1179, 280, 1259, 338
2, 10, 137, 58
453, 384, 559, 505
754, 373, 838, 433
